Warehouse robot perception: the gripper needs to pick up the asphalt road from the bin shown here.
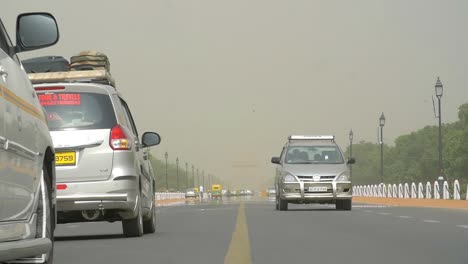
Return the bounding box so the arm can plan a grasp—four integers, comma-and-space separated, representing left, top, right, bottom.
53, 197, 468, 264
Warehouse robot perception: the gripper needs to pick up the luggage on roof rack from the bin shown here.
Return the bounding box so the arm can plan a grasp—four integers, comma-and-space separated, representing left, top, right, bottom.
70, 51, 110, 72
22, 56, 69, 73
28, 69, 116, 87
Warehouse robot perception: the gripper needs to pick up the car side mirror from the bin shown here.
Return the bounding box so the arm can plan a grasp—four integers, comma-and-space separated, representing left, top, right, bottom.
271, 157, 281, 164
16, 13, 59, 52
142, 132, 161, 147
347, 157, 356, 164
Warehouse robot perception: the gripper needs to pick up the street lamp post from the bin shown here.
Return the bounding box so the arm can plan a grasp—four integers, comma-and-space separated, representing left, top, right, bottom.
196, 168, 199, 189
202, 170, 205, 190
379, 113, 385, 184
192, 165, 195, 188
176, 157, 179, 192
185, 162, 188, 190
349, 129, 354, 180
164, 152, 168, 191
435, 77, 444, 198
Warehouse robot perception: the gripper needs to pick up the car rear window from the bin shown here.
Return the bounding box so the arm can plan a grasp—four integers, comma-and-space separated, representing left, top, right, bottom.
38, 92, 116, 131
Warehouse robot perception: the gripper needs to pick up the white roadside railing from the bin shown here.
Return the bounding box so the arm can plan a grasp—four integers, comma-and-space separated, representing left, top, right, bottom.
353, 179, 467, 200
155, 192, 185, 200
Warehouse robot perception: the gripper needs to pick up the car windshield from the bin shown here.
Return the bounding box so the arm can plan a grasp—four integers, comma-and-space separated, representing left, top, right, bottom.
285, 145, 344, 164
38, 92, 117, 131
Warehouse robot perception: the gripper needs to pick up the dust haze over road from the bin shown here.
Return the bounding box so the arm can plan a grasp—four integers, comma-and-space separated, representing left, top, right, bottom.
4, 0, 468, 189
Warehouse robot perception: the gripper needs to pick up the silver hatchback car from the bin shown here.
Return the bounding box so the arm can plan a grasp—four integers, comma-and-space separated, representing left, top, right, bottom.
271, 135, 355, 211
33, 73, 160, 237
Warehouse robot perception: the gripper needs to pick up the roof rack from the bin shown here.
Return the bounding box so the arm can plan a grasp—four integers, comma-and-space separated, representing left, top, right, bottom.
28, 70, 115, 88
288, 135, 335, 142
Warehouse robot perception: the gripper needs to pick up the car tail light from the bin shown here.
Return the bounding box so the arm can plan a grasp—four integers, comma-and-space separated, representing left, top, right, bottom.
110, 125, 132, 150
57, 184, 67, 190
34, 86, 65, 91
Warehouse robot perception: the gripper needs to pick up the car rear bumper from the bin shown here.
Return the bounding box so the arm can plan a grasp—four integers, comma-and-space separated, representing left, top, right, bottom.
0, 238, 51, 262
56, 178, 138, 213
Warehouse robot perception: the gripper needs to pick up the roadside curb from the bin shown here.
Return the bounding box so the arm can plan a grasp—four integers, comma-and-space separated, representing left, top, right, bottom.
354, 197, 468, 210
155, 198, 187, 207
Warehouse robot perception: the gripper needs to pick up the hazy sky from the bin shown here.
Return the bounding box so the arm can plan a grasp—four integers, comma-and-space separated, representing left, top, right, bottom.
4, 0, 468, 189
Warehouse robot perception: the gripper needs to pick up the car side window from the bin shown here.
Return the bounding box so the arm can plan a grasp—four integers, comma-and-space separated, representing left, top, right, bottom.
0, 21, 11, 55
279, 146, 286, 163
119, 98, 139, 138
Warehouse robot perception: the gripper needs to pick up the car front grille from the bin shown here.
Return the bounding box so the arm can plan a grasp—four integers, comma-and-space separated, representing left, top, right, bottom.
297, 175, 336, 182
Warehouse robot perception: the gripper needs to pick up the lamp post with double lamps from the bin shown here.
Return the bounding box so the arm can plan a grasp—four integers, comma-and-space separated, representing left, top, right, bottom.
185, 162, 188, 190
176, 157, 179, 192
379, 113, 385, 184
192, 165, 195, 188
164, 152, 168, 191
435, 77, 444, 198
348, 129, 354, 180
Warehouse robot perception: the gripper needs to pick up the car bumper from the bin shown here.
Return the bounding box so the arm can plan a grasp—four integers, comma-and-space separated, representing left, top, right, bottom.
280, 181, 352, 202
0, 238, 51, 262
56, 178, 138, 213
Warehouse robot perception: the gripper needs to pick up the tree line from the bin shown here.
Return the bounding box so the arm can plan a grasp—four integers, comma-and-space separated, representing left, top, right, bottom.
346, 103, 468, 189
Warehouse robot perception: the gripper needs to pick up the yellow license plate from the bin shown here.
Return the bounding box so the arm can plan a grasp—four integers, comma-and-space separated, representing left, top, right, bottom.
55, 152, 76, 166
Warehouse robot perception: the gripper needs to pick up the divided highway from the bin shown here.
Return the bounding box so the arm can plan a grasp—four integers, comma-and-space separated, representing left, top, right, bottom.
54, 198, 468, 264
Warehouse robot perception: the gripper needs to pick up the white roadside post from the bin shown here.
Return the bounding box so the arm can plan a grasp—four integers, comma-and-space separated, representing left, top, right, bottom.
443, 181, 449, 199
426, 182, 432, 199
398, 184, 404, 198
393, 184, 398, 198
434, 181, 440, 199
404, 183, 410, 198
418, 182, 424, 199
388, 184, 393, 198
454, 180, 461, 200
411, 182, 417, 198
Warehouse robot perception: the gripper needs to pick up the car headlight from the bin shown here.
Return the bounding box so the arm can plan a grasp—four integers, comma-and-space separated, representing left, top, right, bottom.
283, 174, 298, 183
336, 173, 349, 181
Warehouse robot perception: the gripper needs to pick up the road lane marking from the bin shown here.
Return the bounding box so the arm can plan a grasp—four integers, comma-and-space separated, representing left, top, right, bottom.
398, 216, 412, 219
364, 210, 374, 213
224, 202, 252, 264
456, 225, 468, 229
423, 220, 440, 223
379, 212, 390, 215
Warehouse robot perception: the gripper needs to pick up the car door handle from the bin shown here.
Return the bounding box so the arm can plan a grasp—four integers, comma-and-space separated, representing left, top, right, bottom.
0, 67, 8, 80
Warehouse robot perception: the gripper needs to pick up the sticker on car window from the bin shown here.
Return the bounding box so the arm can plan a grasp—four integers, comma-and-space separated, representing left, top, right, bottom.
38, 93, 81, 106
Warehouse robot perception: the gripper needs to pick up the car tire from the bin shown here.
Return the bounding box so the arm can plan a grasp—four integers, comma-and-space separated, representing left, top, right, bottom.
143, 195, 156, 234
279, 198, 288, 211
122, 194, 143, 237
342, 199, 352, 211
37, 168, 54, 264
335, 200, 343, 210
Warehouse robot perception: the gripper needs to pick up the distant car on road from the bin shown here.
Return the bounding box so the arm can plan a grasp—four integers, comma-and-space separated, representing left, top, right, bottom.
185, 188, 197, 199
0, 12, 59, 264
271, 135, 355, 211
267, 187, 276, 197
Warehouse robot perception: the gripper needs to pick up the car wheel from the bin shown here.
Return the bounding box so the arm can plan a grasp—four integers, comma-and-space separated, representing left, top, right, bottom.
342, 199, 352, 211
37, 168, 54, 264
279, 198, 288, 211
335, 200, 343, 210
143, 195, 156, 234
122, 194, 143, 237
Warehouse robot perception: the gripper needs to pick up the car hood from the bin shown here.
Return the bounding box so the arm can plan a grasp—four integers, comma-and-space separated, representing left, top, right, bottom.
283, 163, 348, 176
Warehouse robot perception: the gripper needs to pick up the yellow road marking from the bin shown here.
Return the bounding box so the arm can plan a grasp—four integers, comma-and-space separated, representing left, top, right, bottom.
224, 202, 252, 264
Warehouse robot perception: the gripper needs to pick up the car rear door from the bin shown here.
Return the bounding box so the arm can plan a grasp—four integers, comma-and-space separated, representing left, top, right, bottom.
36, 85, 117, 182
119, 98, 152, 208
